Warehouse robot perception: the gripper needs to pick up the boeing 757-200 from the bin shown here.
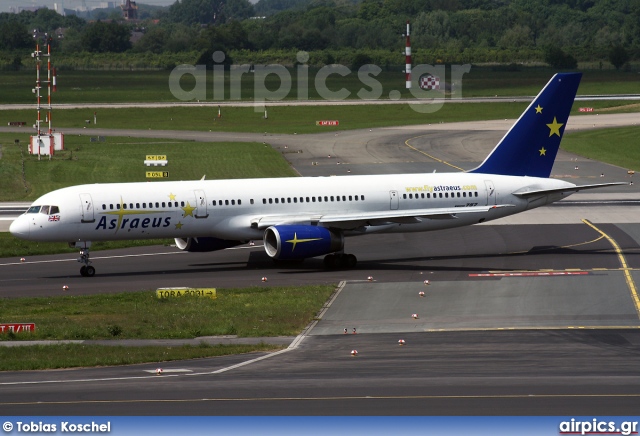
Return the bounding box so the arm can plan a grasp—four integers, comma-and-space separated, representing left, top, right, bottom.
10, 73, 624, 276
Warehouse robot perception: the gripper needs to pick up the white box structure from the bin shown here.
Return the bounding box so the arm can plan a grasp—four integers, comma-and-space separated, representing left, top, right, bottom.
53, 132, 64, 150
29, 135, 54, 156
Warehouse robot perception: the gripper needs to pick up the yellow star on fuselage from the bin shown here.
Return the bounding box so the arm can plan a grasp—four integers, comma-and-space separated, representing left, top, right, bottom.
539, 147, 546, 156
286, 233, 323, 251
546, 117, 564, 137
175, 221, 183, 229
182, 201, 196, 218
168, 193, 177, 201
535, 105, 543, 114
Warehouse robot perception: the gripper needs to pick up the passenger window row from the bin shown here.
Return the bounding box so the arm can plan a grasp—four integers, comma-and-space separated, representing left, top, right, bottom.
262, 195, 365, 205
101, 201, 185, 211
212, 199, 242, 206
403, 191, 479, 200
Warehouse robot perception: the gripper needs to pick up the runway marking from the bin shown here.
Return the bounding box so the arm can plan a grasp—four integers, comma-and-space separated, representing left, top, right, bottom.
422, 325, 640, 333
404, 136, 466, 171
0, 245, 263, 267
582, 219, 640, 319
507, 233, 605, 255
470, 271, 589, 277
3, 392, 640, 407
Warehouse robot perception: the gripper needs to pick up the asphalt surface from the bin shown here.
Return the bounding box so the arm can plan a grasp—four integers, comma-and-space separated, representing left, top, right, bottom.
1, 113, 639, 415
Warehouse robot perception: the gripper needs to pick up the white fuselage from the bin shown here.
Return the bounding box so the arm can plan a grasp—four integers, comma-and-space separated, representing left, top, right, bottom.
10, 172, 576, 243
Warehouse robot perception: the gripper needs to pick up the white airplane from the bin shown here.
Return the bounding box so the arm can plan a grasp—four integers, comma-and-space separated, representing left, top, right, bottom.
10, 73, 624, 277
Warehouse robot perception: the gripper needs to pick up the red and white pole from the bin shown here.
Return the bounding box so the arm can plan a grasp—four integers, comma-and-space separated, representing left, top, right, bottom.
36, 42, 41, 135
52, 67, 57, 92
405, 20, 412, 89
47, 37, 52, 135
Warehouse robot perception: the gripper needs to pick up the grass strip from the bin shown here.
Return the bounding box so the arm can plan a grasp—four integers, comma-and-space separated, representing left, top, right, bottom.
0, 134, 298, 201
0, 102, 530, 134
0, 286, 336, 340
1, 100, 635, 137
561, 126, 640, 171
1, 68, 638, 104
0, 343, 282, 371
0, 232, 171, 258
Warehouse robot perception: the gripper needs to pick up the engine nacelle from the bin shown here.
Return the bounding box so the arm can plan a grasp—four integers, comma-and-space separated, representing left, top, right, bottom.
174, 237, 242, 252
263, 225, 344, 260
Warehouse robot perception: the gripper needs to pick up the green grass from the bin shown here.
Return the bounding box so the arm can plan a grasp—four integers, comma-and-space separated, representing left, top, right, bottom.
0, 343, 282, 371
0, 102, 532, 134
1, 67, 638, 104
460, 68, 640, 97
0, 286, 335, 340
0, 134, 298, 201
562, 126, 640, 171
0, 232, 171, 258
0, 284, 335, 370
2, 101, 635, 138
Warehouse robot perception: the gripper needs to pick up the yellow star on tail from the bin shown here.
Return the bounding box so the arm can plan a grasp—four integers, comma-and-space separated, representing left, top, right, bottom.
546, 117, 564, 137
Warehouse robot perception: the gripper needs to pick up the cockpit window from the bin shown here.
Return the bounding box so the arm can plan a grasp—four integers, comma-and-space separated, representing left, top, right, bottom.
50, 206, 60, 214
40, 205, 50, 214
27, 206, 41, 213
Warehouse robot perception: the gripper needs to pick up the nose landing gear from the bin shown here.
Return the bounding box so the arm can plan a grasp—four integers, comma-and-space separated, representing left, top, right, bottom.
79, 249, 95, 277
71, 241, 95, 277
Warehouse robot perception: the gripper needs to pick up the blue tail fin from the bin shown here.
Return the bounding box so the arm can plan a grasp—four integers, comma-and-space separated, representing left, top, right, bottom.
469, 73, 582, 178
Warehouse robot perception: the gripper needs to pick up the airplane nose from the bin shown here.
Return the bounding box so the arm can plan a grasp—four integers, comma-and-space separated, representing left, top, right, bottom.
9, 217, 30, 239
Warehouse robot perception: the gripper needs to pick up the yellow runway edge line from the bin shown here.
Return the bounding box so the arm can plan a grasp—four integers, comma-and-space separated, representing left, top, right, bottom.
404, 136, 466, 172
582, 219, 640, 319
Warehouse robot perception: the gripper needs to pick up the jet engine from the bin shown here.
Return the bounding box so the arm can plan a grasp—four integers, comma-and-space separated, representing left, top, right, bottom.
174, 237, 242, 252
263, 225, 343, 260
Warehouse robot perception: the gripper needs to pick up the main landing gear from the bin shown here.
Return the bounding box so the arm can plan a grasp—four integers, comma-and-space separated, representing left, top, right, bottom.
71, 241, 95, 277
323, 253, 357, 269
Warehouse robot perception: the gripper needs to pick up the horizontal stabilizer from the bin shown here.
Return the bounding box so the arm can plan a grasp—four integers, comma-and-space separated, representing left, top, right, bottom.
512, 182, 628, 197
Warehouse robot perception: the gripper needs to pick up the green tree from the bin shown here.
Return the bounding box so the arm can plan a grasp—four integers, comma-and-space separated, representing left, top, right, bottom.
59, 27, 84, 53
80, 21, 131, 53
609, 44, 630, 70
164, 24, 199, 53
168, 0, 254, 25
543, 46, 577, 69
351, 52, 372, 69
0, 21, 31, 50
133, 27, 168, 54
498, 24, 533, 49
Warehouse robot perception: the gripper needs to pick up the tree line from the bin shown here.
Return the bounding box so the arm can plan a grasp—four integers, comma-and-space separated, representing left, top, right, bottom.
0, 0, 638, 69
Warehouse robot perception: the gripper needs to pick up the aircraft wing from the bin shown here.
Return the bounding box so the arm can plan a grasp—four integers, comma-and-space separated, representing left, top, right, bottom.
512, 182, 628, 198
251, 204, 515, 230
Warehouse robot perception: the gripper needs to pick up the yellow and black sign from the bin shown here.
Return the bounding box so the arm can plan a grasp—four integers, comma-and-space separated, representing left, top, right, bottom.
146, 171, 169, 178
146, 155, 167, 161
156, 287, 217, 299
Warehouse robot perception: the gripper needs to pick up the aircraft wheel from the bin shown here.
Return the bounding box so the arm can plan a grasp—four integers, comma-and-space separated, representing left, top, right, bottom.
85, 266, 96, 277
346, 254, 357, 268
80, 266, 87, 277
323, 254, 335, 269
